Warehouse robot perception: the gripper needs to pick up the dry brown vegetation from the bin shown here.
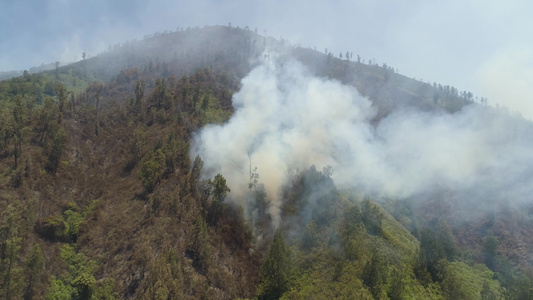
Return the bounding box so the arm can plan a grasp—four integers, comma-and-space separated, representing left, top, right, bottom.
1, 25, 531, 299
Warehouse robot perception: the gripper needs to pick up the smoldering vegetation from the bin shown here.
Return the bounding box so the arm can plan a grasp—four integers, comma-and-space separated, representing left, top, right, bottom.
192, 53, 533, 234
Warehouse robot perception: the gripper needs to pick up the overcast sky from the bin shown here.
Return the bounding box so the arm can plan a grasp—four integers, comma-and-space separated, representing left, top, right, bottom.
1, 0, 532, 116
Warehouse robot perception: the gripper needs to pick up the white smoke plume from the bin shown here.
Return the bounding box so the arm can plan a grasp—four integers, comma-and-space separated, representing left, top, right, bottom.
192, 54, 533, 228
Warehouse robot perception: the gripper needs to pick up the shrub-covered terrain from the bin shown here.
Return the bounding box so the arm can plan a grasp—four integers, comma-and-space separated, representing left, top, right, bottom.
0, 25, 532, 299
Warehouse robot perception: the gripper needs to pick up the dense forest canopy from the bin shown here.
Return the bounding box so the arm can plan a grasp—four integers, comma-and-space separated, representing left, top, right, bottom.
0, 25, 532, 299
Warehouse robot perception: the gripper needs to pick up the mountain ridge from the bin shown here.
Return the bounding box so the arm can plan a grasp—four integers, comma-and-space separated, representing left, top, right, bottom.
0, 25, 531, 299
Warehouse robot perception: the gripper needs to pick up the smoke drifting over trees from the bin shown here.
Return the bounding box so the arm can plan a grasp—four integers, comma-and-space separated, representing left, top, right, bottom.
193, 53, 533, 228
2, 24, 533, 298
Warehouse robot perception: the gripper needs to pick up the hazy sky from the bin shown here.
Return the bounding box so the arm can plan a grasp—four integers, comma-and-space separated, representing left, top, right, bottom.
1, 0, 532, 115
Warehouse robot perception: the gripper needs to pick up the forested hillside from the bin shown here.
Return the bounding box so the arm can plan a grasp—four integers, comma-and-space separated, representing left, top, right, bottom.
0, 25, 532, 299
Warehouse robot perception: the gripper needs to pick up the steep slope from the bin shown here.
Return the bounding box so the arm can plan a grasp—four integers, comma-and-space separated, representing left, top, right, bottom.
1, 25, 475, 120
1, 66, 262, 298
0, 25, 532, 299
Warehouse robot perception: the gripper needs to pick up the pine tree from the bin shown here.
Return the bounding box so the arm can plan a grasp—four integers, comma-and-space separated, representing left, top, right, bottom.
139, 149, 164, 192
0, 204, 24, 300
362, 252, 387, 299
45, 127, 66, 174
24, 243, 44, 300
258, 229, 292, 300
192, 217, 211, 274
12, 95, 27, 169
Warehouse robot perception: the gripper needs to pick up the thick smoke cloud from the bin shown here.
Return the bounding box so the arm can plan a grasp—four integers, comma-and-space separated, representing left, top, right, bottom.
192, 55, 533, 227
